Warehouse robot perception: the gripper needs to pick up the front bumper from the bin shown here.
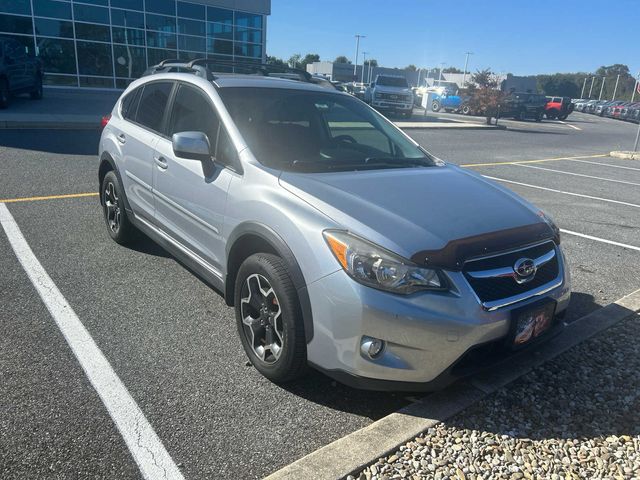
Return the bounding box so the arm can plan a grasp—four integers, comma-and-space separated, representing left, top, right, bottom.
305, 248, 571, 390
371, 100, 413, 111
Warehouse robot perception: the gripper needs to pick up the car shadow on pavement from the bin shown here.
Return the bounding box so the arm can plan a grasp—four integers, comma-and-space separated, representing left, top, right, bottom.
0, 129, 101, 155
502, 128, 568, 135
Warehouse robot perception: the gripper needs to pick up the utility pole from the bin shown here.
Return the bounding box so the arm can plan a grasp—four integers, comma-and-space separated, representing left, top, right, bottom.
632, 72, 640, 102
580, 77, 588, 98
438, 62, 446, 85
353, 34, 365, 83
598, 76, 606, 100
462, 52, 472, 87
612, 74, 620, 100
361, 51, 367, 84
368, 59, 373, 84
588, 76, 595, 98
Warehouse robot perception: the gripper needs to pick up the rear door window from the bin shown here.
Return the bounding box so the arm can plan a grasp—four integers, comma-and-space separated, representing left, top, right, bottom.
136, 81, 174, 133
121, 87, 142, 121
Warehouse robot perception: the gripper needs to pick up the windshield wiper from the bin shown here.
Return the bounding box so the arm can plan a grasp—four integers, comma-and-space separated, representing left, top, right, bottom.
287, 157, 433, 172
364, 157, 434, 167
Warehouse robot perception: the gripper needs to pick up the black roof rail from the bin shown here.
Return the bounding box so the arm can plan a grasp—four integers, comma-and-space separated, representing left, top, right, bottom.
142, 60, 212, 79
187, 58, 312, 82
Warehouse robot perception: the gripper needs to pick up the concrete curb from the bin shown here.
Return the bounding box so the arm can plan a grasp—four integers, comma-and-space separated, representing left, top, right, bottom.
263, 288, 640, 480
610, 150, 640, 160
395, 121, 506, 130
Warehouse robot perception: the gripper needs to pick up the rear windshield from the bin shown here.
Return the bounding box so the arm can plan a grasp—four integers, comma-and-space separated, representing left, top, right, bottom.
218, 87, 433, 172
376, 76, 408, 88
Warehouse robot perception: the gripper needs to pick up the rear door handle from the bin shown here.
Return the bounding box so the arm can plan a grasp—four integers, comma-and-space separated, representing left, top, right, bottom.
117, 133, 126, 144
154, 155, 168, 169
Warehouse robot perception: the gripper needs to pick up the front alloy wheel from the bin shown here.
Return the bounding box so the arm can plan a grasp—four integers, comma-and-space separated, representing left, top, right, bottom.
240, 273, 284, 364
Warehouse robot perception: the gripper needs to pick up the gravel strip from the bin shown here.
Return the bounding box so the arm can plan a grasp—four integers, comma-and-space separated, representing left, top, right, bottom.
352, 314, 640, 480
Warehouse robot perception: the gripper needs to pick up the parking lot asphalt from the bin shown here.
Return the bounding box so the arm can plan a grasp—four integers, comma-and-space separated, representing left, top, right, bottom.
1, 111, 640, 479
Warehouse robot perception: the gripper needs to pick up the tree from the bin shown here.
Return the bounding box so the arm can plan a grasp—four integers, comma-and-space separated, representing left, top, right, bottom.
405, 64, 417, 71
288, 53, 302, 69
466, 69, 502, 124
266, 56, 287, 68
364, 59, 378, 67
300, 53, 320, 70
335, 55, 351, 64
443, 66, 463, 74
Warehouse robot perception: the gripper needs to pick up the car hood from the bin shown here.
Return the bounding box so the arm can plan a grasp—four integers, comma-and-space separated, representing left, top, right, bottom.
279, 164, 551, 265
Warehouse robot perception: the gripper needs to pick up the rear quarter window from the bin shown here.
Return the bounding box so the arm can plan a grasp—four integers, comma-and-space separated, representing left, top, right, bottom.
135, 81, 174, 133
121, 87, 142, 121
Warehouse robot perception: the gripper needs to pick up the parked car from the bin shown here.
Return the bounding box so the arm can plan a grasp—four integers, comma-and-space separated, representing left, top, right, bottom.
365, 74, 414, 118
621, 103, 640, 122
574, 99, 595, 112
98, 59, 570, 391
498, 92, 547, 121
0, 36, 43, 108
595, 100, 621, 116
544, 96, 574, 120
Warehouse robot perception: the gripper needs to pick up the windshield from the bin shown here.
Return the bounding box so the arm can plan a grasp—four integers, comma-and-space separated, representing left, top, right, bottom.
218, 87, 434, 172
376, 76, 408, 88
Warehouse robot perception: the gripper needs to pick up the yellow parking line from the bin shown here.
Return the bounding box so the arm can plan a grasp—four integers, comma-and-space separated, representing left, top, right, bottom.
460, 153, 608, 168
0, 192, 99, 204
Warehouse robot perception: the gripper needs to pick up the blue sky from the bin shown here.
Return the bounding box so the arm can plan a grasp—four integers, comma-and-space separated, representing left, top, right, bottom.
267, 0, 640, 76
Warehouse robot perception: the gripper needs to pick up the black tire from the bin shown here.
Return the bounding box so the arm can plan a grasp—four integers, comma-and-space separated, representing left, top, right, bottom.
431, 100, 441, 112
535, 110, 543, 122
235, 253, 307, 383
558, 114, 568, 121
0, 78, 9, 109
30, 74, 43, 100
101, 170, 137, 245
461, 104, 471, 115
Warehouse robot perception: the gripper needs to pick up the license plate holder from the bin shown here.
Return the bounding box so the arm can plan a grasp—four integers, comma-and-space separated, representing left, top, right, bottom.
509, 299, 556, 348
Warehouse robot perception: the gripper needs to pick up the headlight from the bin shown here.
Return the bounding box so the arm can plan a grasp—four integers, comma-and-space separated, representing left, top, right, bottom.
323, 230, 447, 294
539, 210, 561, 244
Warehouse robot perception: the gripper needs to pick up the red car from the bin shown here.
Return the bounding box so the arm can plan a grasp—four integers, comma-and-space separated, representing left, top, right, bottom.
544, 96, 574, 120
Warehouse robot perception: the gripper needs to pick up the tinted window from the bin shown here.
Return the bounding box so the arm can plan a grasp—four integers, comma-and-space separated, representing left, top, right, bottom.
111, 9, 145, 29
121, 87, 142, 120
377, 76, 408, 87
0, 14, 33, 35
34, 18, 74, 38
111, 0, 143, 10
33, 0, 71, 19
137, 82, 173, 133
146, 0, 175, 15
76, 41, 113, 76
168, 84, 219, 149
178, 1, 204, 19
234, 12, 262, 28
73, 4, 109, 24
0, 0, 30, 15
216, 127, 236, 167
207, 7, 232, 24
75, 23, 111, 42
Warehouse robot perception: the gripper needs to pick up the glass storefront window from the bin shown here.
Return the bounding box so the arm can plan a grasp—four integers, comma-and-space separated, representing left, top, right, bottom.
36, 37, 76, 74
76, 41, 113, 76
0, 13, 33, 35
178, 18, 204, 36
111, 9, 145, 30
110, 0, 143, 11
146, 0, 175, 16
33, 0, 72, 20
146, 31, 176, 49
207, 7, 232, 25
177, 2, 204, 20
34, 18, 74, 38
112, 27, 146, 46
234, 42, 261, 58
147, 48, 177, 66
146, 13, 176, 32
235, 12, 262, 29
73, 4, 109, 24
77, 0, 108, 6
206, 22, 232, 40
113, 45, 146, 77
207, 38, 232, 56
178, 35, 205, 52
0, 0, 31, 16
75, 22, 111, 43
235, 27, 261, 44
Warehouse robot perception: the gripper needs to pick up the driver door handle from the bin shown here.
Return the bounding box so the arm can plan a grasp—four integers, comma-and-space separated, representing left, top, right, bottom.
154, 155, 168, 169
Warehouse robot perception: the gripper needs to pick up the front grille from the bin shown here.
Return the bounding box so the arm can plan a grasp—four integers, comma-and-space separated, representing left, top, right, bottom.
377, 92, 410, 102
463, 241, 559, 304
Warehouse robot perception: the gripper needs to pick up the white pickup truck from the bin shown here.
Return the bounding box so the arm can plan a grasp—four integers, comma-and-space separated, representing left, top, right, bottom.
364, 75, 414, 118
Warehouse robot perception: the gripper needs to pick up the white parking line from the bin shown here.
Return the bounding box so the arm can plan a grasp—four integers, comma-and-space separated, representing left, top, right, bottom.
482, 175, 640, 209
560, 229, 640, 252
566, 158, 640, 172
557, 120, 582, 131
516, 164, 640, 187
0, 203, 184, 480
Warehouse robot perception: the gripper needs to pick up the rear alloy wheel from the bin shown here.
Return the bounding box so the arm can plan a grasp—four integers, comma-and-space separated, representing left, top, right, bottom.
101, 170, 136, 244
0, 78, 9, 109
235, 253, 307, 383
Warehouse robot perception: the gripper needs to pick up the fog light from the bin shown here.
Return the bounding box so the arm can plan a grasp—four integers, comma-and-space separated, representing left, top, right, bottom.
361, 336, 385, 359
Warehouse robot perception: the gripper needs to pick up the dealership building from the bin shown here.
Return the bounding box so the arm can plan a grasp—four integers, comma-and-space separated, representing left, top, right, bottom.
0, 0, 270, 89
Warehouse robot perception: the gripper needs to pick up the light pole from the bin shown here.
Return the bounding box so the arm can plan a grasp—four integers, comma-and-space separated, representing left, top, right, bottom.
368, 59, 373, 84
438, 62, 446, 86
353, 34, 365, 83
588, 76, 595, 98
632, 72, 640, 102
462, 52, 472, 87
361, 51, 368, 84
580, 77, 588, 98
612, 74, 620, 100
598, 76, 606, 100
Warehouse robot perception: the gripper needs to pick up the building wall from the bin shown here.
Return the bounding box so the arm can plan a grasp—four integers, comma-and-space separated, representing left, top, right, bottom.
0, 0, 269, 89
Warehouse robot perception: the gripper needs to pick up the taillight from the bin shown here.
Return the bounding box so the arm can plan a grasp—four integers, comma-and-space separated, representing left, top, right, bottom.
100, 114, 111, 129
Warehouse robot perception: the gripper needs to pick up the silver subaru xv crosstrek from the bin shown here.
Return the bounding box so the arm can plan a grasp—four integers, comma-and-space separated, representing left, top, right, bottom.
98, 61, 571, 391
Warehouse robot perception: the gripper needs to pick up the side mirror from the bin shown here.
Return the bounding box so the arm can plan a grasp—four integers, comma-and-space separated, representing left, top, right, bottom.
172, 131, 211, 161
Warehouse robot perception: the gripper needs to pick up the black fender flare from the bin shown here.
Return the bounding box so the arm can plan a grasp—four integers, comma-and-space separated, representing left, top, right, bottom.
225, 222, 314, 343
98, 152, 133, 213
